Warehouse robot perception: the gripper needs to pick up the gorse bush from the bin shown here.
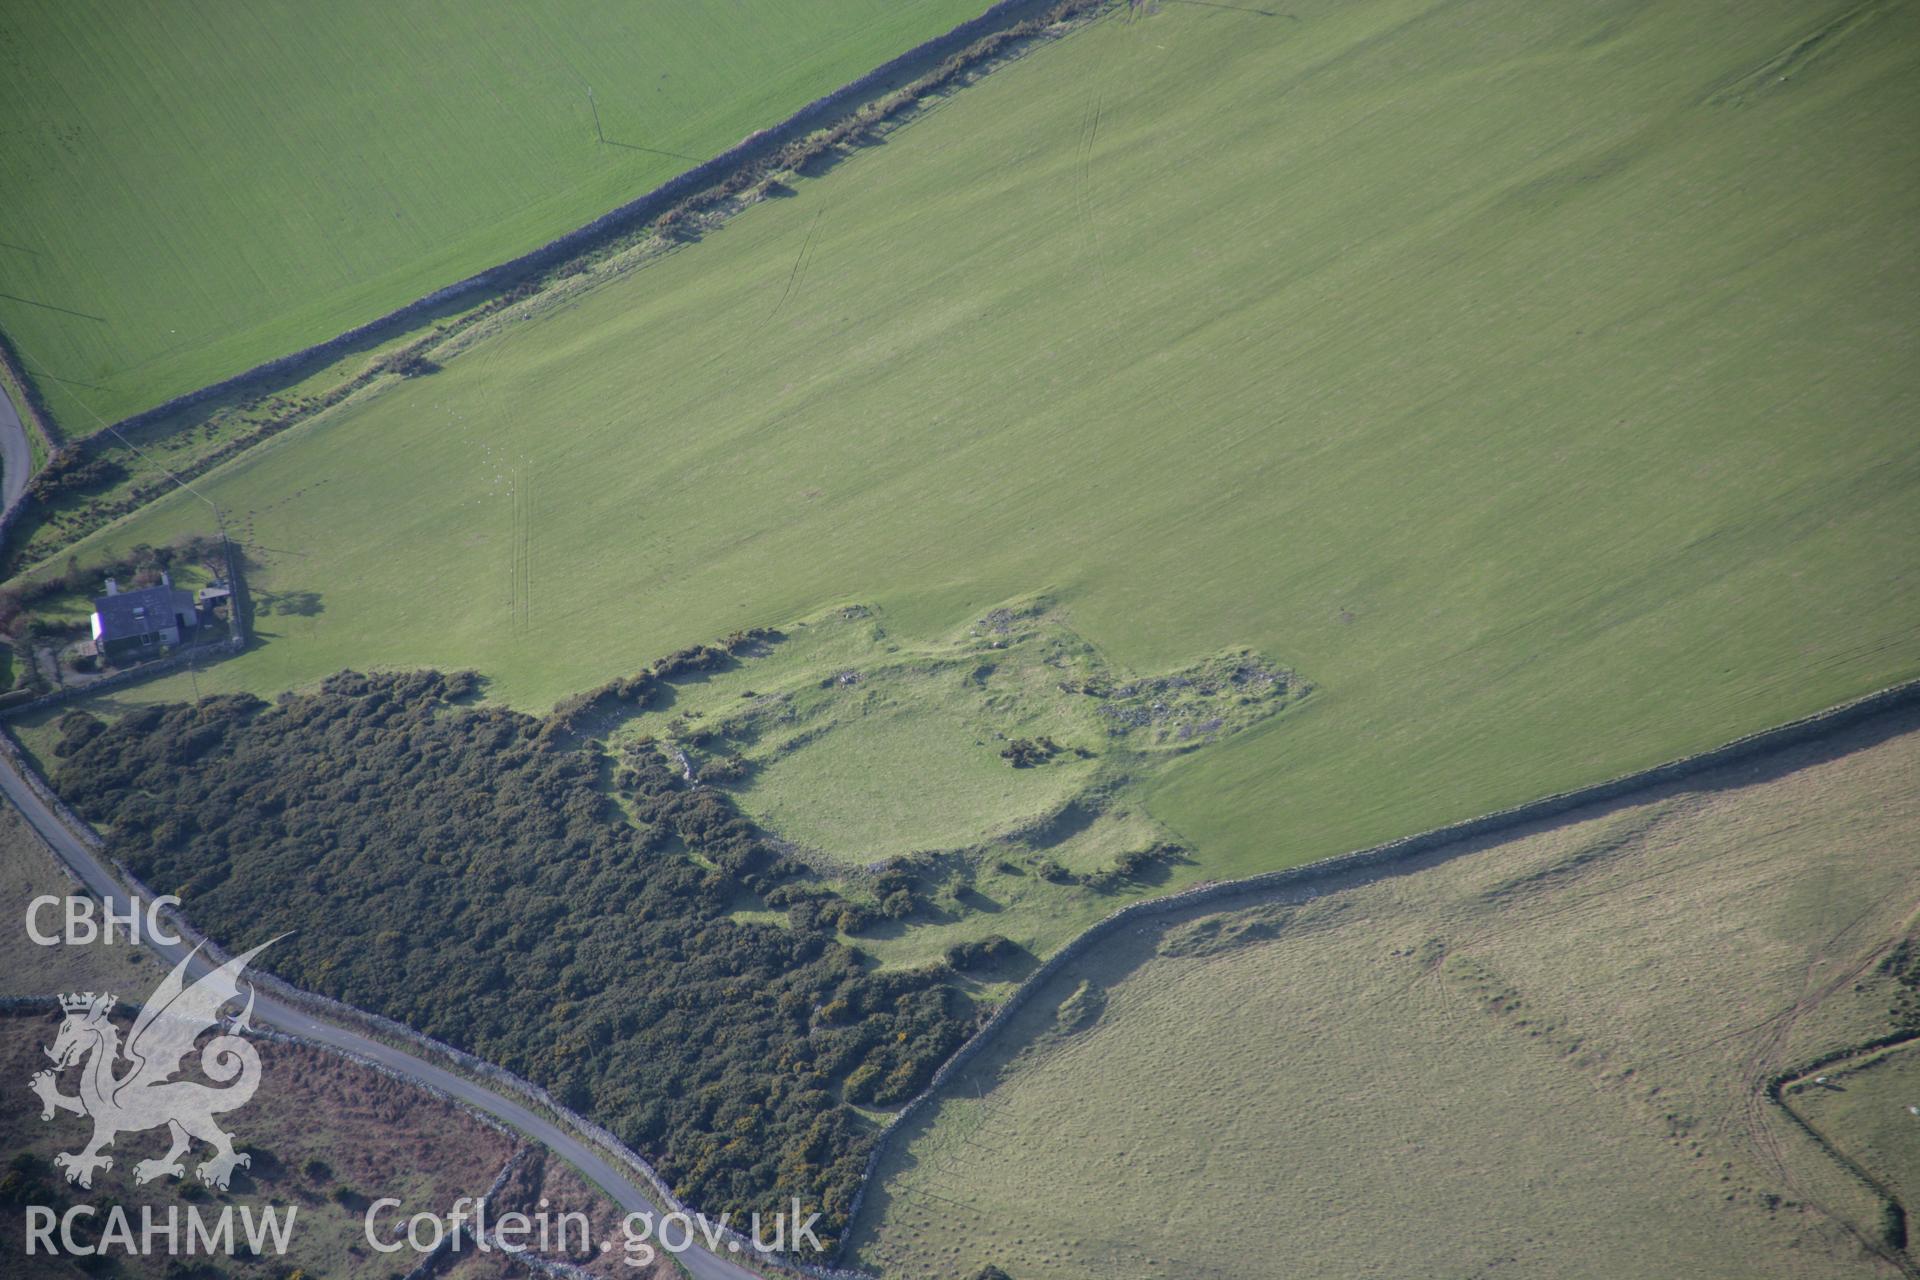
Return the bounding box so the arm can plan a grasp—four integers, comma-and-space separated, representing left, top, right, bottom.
54, 662, 976, 1248
944, 935, 1016, 972
1881, 938, 1920, 1034
25, 448, 126, 504
999, 737, 1058, 768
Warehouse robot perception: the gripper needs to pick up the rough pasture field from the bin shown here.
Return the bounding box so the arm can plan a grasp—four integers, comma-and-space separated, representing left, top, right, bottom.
0, 800, 138, 997
0, 1013, 530, 1279
45, 0, 1920, 892
585, 599, 1302, 972
847, 708, 1920, 1278
0, 1013, 678, 1279
0, 812, 674, 1279
1788, 1044, 1920, 1247
614, 605, 1286, 852
0, 0, 988, 430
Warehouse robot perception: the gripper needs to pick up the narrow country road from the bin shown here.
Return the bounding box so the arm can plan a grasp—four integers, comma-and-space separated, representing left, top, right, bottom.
0, 387, 30, 508
0, 750, 771, 1280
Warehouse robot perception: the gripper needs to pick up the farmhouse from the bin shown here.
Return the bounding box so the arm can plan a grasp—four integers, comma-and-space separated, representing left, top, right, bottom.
89, 576, 198, 663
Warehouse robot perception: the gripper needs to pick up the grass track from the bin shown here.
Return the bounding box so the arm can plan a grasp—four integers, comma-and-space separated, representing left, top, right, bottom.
0, 0, 988, 429
26, 0, 1920, 889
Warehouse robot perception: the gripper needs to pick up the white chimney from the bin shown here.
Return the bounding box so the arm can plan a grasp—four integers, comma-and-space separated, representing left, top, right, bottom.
105, 578, 119, 596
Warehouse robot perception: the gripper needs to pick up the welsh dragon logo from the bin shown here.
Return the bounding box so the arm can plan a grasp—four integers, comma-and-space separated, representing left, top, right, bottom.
29, 939, 275, 1191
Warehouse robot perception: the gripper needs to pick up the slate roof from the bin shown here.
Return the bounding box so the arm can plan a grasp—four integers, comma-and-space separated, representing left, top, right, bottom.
92, 583, 195, 642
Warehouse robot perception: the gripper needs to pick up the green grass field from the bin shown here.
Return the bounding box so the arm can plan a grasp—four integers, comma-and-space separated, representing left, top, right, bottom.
18, 0, 1920, 901
552, 599, 1298, 976
603, 600, 1293, 866
0, 0, 988, 431
1790, 1044, 1920, 1234
847, 710, 1920, 1278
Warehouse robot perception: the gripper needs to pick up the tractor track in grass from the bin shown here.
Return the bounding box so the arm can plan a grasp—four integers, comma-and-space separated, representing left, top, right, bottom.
1723, 913, 1917, 1277
1774, 1034, 1920, 1278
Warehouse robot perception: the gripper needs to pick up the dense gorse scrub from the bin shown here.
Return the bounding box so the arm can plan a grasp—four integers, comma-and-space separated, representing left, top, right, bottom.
53, 666, 974, 1247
